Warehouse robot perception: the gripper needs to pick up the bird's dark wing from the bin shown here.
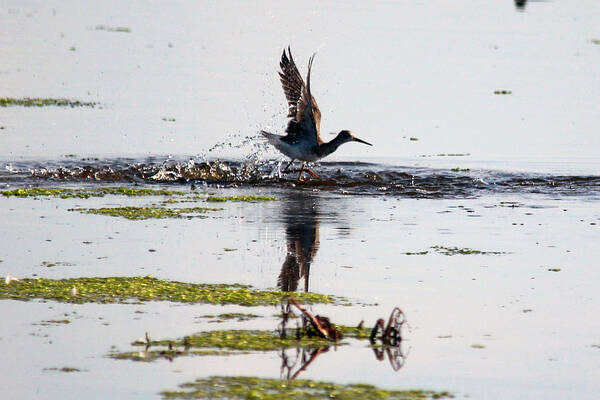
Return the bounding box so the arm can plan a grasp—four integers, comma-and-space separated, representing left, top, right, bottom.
279, 47, 322, 144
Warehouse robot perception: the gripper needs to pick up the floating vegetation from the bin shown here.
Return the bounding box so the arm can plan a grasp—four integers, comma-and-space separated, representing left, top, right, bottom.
0, 276, 338, 306
431, 245, 507, 256
493, 90, 512, 95
41, 261, 75, 268
95, 25, 131, 33
451, 167, 470, 172
0, 97, 97, 108
547, 268, 561, 272
471, 344, 486, 349
35, 319, 70, 326
206, 195, 277, 202
43, 367, 83, 373
409, 137, 419, 141
419, 153, 471, 158
73, 206, 221, 220
591, 39, 600, 45
161, 376, 453, 400
112, 324, 372, 362
1, 187, 184, 198
161, 117, 176, 122
403, 251, 429, 256
198, 313, 261, 323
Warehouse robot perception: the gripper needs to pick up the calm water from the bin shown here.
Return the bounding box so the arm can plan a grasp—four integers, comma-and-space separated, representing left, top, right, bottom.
1, 1, 600, 399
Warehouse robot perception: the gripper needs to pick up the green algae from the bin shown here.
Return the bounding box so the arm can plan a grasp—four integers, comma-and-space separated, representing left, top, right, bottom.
206, 195, 277, 203
95, 25, 131, 33
403, 251, 429, 256
74, 206, 221, 220
43, 366, 83, 373
0, 97, 97, 108
111, 325, 372, 362
161, 376, 453, 399
0, 276, 337, 306
199, 312, 261, 322
431, 245, 506, 256
35, 319, 71, 326
1, 187, 185, 198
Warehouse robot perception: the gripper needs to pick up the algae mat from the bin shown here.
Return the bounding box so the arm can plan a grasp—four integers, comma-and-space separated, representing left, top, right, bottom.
161, 376, 453, 399
0, 276, 338, 306
111, 326, 372, 361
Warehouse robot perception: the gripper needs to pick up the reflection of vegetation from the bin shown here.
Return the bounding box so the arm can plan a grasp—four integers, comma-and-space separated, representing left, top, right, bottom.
206, 195, 277, 202
161, 376, 453, 399
0, 97, 97, 108
0, 277, 337, 306
73, 206, 221, 220
1, 187, 184, 198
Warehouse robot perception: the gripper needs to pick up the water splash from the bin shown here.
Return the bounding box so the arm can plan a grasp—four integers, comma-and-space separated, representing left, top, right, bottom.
1, 157, 599, 199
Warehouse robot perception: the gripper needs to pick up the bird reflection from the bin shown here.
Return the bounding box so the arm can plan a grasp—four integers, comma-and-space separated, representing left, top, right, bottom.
278, 194, 320, 292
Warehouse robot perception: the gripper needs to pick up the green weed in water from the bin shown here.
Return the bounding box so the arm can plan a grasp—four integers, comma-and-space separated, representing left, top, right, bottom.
0, 276, 337, 306
431, 246, 506, 256
161, 376, 453, 399
43, 367, 83, 373
1, 187, 185, 198
206, 195, 277, 202
95, 25, 131, 32
0, 97, 97, 108
73, 206, 221, 220
198, 312, 261, 323
111, 325, 372, 362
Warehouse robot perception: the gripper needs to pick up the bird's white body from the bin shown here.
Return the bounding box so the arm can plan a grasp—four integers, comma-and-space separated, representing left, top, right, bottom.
261, 132, 320, 162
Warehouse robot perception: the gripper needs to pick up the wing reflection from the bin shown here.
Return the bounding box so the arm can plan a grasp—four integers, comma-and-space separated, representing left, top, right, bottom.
278, 194, 320, 292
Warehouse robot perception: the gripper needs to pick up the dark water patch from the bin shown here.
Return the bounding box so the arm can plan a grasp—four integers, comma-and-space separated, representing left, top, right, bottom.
1, 158, 599, 199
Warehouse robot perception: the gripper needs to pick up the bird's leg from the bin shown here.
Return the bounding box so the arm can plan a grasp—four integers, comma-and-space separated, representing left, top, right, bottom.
282, 159, 295, 173
305, 168, 319, 179
297, 162, 306, 182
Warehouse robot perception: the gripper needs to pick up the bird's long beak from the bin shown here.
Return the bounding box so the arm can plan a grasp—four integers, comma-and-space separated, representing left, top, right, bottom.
353, 137, 373, 146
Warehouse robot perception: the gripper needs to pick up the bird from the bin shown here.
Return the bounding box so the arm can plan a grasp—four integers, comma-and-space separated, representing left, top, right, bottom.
261, 47, 372, 181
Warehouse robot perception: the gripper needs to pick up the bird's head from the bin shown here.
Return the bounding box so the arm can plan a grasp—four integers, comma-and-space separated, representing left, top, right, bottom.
337, 130, 372, 146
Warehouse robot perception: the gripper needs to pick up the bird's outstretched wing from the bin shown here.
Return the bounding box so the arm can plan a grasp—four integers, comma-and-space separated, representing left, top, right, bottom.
278, 47, 322, 144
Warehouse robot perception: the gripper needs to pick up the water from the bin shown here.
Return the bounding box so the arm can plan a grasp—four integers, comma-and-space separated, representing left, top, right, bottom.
2, 157, 600, 198
1, 1, 600, 399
